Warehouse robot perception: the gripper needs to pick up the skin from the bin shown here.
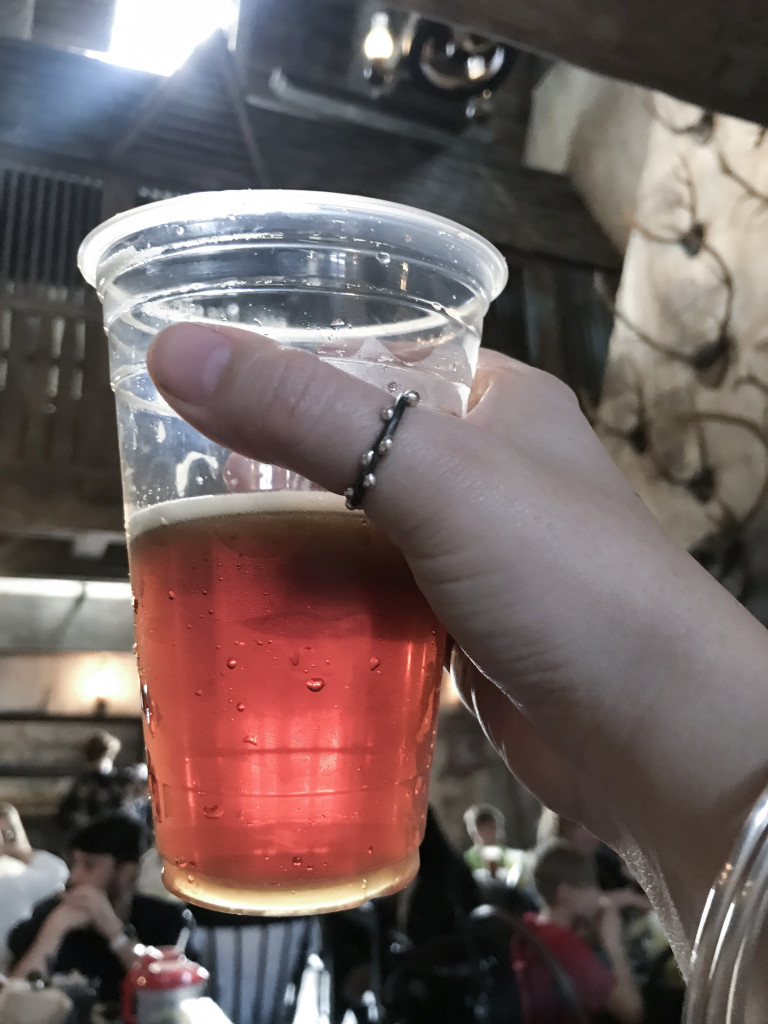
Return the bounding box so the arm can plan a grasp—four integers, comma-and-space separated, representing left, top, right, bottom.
10, 850, 139, 979
0, 806, 33, 865
146, 323, 768, 972
540, 884, 642, 1024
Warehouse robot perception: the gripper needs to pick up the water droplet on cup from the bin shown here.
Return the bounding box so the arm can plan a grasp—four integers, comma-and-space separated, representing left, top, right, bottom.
376, 252, 391, 265
175, 226, 185, 236
292, 856, 302, 866
202, 804, 223, 819
330, 319, 346, 330
362, 879, 368, 890
187, 874, 195, 883
194, 689, 202, 697
236, 702, 245, 712
369, 658, 381, 671
367, 846, 374, 855
289, 652, 300, 666
227, 658, 238, 670
132, 596, 139, 613
242, 735, 258, 746
168, 590, 175, 600
306, 678, 325, 692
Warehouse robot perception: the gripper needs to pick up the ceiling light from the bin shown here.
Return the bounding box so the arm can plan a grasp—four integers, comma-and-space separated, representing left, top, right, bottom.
363, 12, 395, 62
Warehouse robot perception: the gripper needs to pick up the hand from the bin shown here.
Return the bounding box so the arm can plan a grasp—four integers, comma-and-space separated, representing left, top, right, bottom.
42, 899, 92, 939
146, 323, 768, 960
608, 888, 652, 914
0, 806, 33, 864
61, 886, 123, 942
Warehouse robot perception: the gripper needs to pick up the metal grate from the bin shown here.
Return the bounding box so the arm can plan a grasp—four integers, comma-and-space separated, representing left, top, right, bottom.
0, 167, 103, 288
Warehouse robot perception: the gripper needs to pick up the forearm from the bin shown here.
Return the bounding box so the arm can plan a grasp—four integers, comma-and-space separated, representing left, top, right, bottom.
594, 552, 768, 964
603, 940, 643, 1024
10, 922, 66, 979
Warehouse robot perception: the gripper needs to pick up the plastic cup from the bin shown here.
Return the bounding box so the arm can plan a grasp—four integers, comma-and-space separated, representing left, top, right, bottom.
78, 190, 507, 915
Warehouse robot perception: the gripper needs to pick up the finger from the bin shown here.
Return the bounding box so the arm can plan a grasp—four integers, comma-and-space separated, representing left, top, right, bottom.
147, 323, 483, 549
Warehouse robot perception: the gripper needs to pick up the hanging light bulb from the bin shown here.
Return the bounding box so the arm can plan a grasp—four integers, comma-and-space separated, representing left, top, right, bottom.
363, 12, 395, 62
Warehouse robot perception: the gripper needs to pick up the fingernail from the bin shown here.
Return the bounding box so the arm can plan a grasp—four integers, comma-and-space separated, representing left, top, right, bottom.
148, 324, 233, 405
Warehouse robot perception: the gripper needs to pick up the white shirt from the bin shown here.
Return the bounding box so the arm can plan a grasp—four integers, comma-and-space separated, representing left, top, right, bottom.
0, 851, 69, 967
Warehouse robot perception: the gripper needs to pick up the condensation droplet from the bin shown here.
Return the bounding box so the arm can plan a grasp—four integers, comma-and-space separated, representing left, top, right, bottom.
187, 874, 195, 883
194, 689, 202, 697
242, 735, 258, 746
176, 858, 188, 868
330, 318, 346, 330
292, 856, 302, 866
289, 652, 300, 666
361, 879, 368, 890
203, 804, 224, 819
236, 702, 246, 712
227, 658, 238, 669
367, 846, 373, 855
369, 657, 381, 671
175, 226, 185, 236
306, 678, 325, 692
306, 864, 314, 871
168, 590, 175, 600
376, 252, 391, 265
132, 596, 139, 613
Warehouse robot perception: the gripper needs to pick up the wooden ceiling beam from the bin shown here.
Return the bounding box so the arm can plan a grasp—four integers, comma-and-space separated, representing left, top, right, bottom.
393, 0, 768, 124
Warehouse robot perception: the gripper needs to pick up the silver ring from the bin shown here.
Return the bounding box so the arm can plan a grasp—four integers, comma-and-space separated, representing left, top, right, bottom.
344, 390, 420, 510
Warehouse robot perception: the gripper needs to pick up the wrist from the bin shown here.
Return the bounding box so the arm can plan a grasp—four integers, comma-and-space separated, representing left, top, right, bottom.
101, 916, 125, 944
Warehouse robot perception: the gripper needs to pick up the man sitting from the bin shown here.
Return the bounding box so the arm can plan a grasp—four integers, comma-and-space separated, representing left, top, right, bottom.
512, 840, 642, 1024
8, 814, 195, 1002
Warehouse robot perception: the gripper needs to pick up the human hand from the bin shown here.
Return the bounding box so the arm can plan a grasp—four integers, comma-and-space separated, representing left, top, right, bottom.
0, 805, 33, 864
42, 899, 92, 938
61, 886, 123, 942
608, 888, 652, 914
146, 323, 768, 955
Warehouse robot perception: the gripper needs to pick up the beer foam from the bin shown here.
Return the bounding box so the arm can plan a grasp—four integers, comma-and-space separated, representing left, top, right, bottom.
128, 490, 352, 541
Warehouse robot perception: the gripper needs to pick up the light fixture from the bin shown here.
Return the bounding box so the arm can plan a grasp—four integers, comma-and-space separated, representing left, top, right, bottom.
409, 22, 515, 99
363, 12, 395, 62
105, 0, 239, 77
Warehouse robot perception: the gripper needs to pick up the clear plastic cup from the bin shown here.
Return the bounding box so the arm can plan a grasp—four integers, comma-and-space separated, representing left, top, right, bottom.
78, 189, 507, 915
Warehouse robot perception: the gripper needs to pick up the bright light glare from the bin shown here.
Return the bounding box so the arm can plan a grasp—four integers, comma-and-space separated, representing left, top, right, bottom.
363, 12, 395, 62
107, 0, 238, 76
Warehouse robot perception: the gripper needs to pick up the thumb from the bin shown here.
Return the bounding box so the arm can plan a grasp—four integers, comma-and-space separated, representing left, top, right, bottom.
147, 322, 485, 549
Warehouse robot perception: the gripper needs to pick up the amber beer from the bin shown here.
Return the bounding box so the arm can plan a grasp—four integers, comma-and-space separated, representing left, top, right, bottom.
128, 491, 445, 914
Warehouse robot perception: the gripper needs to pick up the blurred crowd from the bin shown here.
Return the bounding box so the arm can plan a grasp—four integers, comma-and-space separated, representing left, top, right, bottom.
0, 729, 683, 1024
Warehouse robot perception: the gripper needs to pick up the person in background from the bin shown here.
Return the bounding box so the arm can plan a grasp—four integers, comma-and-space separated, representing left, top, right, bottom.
55, 731, 135, 840
8, 813, 195, 1002
0, 804, 68, 967
465, 803, 521, 876
464, 802, 536, 906
513, 840, 642, 1024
